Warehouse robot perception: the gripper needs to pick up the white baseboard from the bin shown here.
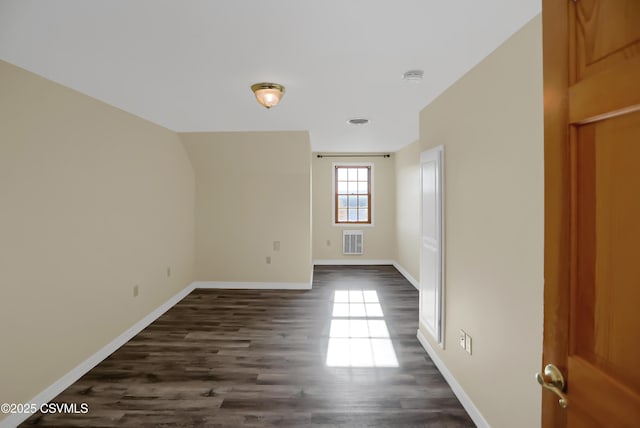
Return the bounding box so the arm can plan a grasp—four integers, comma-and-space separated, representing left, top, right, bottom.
392, 262, 419, 290
1, 276, 318, 427
0, 284, 196, 428
5, 265, 424, 428
1, 277, 315, 427
313, 259, 395, 266
193, 281, 311, 290
312, 259, 418, 291
417, 329, 490, 428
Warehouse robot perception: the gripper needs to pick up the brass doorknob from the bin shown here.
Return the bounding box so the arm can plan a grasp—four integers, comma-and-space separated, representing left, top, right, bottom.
536, 364, 568, 409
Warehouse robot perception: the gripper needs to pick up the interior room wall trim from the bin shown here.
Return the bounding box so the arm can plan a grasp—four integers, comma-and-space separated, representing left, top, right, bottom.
417, 329, 490, 428
313, 259, 395, 266
0, 284, 197, 428
193, 281, 312, 290
312, 260, 418, 290
1, 278, 319, 427
5, 264, 427, 428
391, 262, 419, 289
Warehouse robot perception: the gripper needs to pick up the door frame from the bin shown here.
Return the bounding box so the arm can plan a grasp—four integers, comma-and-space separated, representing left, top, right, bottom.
542, 0, 571, 425
419, 145, 445, 346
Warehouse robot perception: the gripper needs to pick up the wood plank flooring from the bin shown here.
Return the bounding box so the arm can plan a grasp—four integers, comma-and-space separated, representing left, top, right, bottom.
21, 265, 474, 427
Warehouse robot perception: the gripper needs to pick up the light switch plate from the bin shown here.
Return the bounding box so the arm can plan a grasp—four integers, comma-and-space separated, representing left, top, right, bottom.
459, 330, 466, 350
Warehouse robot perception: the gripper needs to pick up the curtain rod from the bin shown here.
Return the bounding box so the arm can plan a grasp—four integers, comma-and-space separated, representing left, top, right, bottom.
316, 154, 391, 158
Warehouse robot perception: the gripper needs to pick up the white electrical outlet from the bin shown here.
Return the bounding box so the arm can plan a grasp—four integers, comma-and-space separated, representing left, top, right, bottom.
273, 241, 280, 251
465, 333, 472, 355
459, 330, 466, 350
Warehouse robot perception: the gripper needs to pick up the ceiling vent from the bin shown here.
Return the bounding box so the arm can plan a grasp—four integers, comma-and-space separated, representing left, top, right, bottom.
348, 118, 370, 125
403, 69, 424, 81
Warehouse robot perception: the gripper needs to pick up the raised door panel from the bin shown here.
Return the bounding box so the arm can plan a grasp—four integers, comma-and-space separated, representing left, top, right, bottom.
569, 109, 640, 427
574, 0, 640, 82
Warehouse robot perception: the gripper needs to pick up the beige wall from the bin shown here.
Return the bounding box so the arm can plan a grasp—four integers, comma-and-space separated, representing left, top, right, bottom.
181, 132, 312, 284
0, 13, 543, 426
396, 16, 544, 427
312, 155, 396, 262
0, 61, 196, 410
395, 141, 422, 280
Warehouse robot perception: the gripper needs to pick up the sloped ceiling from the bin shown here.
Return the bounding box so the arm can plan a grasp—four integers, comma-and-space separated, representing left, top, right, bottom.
0, 0, 541, 152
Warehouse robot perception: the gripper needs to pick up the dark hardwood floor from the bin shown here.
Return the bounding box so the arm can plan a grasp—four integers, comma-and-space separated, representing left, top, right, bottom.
21, 265, 474, 427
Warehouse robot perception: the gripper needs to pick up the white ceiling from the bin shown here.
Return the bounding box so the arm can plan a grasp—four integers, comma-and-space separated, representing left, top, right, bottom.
0, 1, 540, 153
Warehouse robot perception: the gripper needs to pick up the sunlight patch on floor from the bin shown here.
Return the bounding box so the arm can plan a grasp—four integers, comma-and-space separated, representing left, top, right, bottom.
326, 290, 399, 368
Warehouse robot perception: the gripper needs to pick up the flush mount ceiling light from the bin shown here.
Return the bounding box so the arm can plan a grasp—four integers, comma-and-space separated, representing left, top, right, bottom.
251, 82, 285, 109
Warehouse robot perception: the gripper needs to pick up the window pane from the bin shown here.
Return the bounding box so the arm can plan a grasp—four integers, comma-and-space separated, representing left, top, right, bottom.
337, 168, 348, 180
335, 165, 372, 224
348, 168, 358, 181
358, 168, 369, 181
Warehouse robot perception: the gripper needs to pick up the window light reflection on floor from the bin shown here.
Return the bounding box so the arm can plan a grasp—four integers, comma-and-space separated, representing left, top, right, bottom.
326, 290, 399, 368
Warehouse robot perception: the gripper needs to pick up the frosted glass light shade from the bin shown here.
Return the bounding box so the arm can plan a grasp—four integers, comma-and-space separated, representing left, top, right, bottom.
251, 82, 285, 109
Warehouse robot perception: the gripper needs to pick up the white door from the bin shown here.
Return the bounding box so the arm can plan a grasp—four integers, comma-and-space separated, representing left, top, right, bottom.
420, 146, 443, 344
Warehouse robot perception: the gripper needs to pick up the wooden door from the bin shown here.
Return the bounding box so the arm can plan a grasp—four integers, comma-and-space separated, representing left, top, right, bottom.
542, 0, 640, 427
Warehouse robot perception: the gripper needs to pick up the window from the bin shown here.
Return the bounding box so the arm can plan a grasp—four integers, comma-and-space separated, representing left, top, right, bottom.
334, 165, 371, 224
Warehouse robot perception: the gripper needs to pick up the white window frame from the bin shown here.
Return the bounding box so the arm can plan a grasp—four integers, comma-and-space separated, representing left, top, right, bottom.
332, 162, 375, 227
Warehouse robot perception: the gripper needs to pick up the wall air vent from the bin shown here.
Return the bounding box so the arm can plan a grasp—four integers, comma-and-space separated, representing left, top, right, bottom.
343, 230, 364, 255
